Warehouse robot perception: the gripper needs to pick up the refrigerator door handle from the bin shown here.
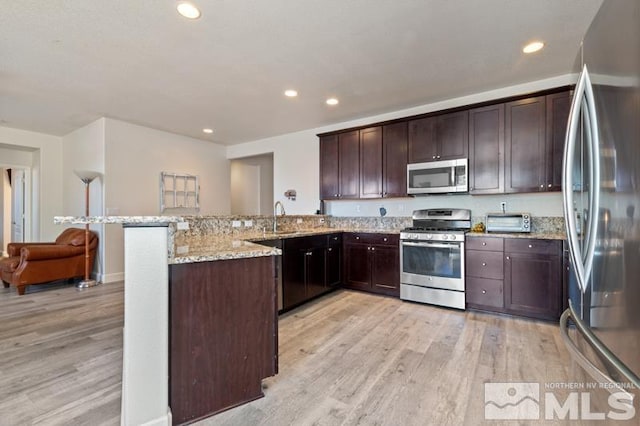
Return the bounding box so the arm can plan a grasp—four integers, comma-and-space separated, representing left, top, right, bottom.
560, 305, 640, 395
581, 67, 601, 282
563, 65, 589, 292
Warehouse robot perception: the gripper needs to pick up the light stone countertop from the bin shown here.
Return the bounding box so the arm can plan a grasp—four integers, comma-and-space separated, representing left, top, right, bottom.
171, 239, 281, 264
466, 231, 566, 240
172, 227, 402, 264
54, 215, 184, 225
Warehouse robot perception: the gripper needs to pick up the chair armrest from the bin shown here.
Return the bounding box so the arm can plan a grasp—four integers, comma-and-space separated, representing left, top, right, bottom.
21, 245, 85, 261
7, 242, 55, 257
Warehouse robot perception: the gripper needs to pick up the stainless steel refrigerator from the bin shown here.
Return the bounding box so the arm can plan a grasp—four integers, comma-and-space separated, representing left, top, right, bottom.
561, 0, 640, 417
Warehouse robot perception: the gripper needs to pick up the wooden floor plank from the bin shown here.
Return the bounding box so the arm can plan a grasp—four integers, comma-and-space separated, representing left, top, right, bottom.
0, 283, 577, 425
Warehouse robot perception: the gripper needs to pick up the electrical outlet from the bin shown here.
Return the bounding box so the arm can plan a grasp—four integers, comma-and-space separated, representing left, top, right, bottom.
500, 201, 507, 213
356, 204, 361, 213
244, 220, 253, 227
177, 222, 189, 230
319, 218, 325, 224
176, 245, 189, 255
296, 218, 303, 224
232, 220, 242, 227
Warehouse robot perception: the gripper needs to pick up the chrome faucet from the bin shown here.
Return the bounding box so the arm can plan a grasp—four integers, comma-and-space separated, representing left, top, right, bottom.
273, 201, 286, 232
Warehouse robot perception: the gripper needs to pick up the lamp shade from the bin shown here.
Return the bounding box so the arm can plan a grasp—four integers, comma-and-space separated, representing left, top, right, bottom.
74, 170, 102, 184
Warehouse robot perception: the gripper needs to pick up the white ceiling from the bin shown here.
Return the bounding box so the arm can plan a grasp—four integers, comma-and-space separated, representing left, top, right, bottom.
0, 0, 603, 145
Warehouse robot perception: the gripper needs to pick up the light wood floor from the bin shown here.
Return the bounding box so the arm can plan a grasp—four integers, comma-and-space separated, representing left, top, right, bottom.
1, 282, 579, 425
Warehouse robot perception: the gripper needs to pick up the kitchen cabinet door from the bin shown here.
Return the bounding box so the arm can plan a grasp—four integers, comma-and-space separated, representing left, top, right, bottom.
408, 111, 468, 163
282, 247, 307, 310
325, 244, 341, 288
305, 247, 326, 299
319, 134, 339, 200
468, 104, 505, 194
504, 251, 562, 321
360, 126, 383, 198
338, 130, 360, 199
382, 122, 408, 197
437, 110, 469, 160
545, 91, 571, 191
344, 242, 371, 291
370, 245, 399, 296
408, 116, 437, 163
505, 96, 546, 193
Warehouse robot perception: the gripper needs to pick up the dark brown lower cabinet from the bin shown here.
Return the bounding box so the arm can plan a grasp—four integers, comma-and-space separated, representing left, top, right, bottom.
343, 233, 400, 297
169, 256, 278, 425
466, 236, 563, 321
282, 233, 342, 311
504, 239, 562, 321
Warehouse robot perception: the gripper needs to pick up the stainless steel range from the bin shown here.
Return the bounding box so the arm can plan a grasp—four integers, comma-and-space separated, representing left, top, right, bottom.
400, 208, 471, 310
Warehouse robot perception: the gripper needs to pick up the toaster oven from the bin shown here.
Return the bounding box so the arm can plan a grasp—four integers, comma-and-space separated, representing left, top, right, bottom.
485, 213, 531, 233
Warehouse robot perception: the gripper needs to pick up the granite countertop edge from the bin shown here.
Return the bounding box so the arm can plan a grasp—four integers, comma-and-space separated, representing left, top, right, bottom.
171, 228, 565, 263
466, 231, 566, 240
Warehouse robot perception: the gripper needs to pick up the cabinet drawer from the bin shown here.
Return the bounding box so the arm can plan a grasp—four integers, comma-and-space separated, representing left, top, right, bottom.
466, 277, 504, 309
466, 237, 503, 251
344, 232, 398, 246
283, 235, 325, 251
466, 250, 504, 279
505, 238, 561, 256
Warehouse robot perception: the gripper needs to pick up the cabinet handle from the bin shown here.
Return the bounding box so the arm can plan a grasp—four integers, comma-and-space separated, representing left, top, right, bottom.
482, 290, 487, 294
436, 155, 441, 159
306, 252, 312, 256
548, 183, 552, 188
482, 242, 487, 246
356, 236, 360, 240
334, 193, 338, 197
383, 237, 388, 242
528, 244, 533, 248
371, 247, 375, 251
432, 155, 436, 159
327, 248, 333, 252
367, 246, 371, 250
540, 184, 544, 189
333, 237, 338, 241
506, 256, 510, 260
482, 262, 487, 266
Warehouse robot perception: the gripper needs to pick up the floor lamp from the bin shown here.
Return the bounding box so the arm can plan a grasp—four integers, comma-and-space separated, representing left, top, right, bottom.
74, 170, 102, 289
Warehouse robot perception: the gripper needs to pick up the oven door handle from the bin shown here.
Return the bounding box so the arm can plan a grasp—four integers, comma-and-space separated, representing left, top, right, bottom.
402, 241, 460, 249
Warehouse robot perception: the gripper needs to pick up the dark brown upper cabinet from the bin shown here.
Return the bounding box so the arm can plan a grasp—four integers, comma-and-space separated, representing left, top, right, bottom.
505, 96, 547, 193
319, 131, 360, 199
359, 126, 383, 198
408, 110, 468, 163
319, 134, 339, 200
469, 104, 505, 194
545, 91, 572, 191
382, 122, 408, 197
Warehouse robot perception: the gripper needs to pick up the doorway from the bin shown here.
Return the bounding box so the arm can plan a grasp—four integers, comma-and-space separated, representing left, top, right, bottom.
0, 167, 31, 256
230, 154, 274, 215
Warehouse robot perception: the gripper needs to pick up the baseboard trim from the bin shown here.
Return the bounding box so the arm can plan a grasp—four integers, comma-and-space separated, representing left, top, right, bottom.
101, 272, 124, 283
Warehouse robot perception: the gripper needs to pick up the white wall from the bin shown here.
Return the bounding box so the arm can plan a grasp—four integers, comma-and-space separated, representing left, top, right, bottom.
103, 118, 230, 281
227, 74, 575, 217
62, 118, 106, 279
0, 126, 63, 242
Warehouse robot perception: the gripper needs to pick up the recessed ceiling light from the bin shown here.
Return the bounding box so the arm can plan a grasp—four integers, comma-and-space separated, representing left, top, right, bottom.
177, 2, 201, 19
326, 98, 339, 106
523, 41, 544, 54
203, 128, 213, 134
284, 89, 298, 97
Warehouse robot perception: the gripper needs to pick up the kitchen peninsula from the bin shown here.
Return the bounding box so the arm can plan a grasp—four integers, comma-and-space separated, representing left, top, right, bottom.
54, 215, 282, 426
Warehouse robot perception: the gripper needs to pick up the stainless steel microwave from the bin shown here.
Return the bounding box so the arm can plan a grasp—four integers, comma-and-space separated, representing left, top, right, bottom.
407, 158, 468, 195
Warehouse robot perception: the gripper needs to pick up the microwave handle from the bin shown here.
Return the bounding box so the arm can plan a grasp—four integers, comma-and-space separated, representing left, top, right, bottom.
450, 166, 456, 187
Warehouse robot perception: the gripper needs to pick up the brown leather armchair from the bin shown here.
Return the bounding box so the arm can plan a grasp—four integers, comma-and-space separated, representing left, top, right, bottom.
0, 228, 98, 295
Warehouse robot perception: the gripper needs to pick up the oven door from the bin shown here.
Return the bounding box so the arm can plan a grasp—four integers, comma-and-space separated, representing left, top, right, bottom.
400, 240, 465, 291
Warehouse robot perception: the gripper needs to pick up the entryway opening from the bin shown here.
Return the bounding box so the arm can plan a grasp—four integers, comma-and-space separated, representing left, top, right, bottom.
230, 153, 274, 215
